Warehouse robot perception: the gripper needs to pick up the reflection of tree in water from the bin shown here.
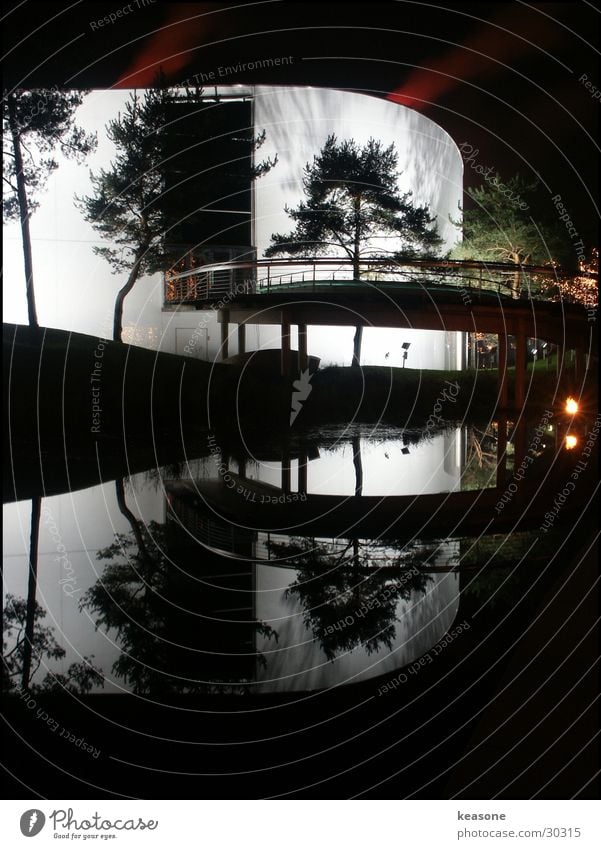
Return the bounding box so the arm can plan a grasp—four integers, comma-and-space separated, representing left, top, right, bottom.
2, 594, 103, 694
81, 520, 276, 695
268, 537, 434, 660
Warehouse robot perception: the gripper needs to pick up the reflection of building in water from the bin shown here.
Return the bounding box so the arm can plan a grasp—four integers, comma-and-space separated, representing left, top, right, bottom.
165, 485, 460, 693
220, 430, 466, 497
166, 491, 261, 684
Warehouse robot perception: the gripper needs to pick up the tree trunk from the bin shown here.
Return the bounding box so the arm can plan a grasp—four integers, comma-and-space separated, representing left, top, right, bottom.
350, 196, 363, 366
511, 267, 520, 299
352, 195, 362, 281
7, 95, 38, 328
113, 247, 147, 342
352, 325, 363, 368
21, 496, 41, 690
352, 538, 360, 570
114, 478, 152, 569
352, 436, 363, 496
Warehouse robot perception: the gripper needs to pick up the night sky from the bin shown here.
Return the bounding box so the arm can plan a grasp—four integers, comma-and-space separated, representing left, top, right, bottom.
2, 1, 599, 243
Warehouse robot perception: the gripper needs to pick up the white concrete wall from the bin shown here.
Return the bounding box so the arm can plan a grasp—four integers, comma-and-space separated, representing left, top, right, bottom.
158, 86, 463, 368
253, 85, 463, 256
255, 564, 460, 692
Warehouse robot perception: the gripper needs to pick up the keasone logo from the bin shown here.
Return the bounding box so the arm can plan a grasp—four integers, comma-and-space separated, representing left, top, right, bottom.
20, 810, 46, 837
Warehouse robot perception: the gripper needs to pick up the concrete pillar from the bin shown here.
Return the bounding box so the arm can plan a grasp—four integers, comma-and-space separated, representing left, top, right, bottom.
298, 323, 308, 373
498, 333, 508, 410
298, 452, 308, 495
237, 322, 246, 357
220, 308, 229, 361
514, 331, 527, 410
281, 454, 291, 493
281, 313, 291, 377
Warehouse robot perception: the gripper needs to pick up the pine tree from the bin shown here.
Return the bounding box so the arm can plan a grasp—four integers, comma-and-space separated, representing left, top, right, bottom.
451, 174, 574, 298
3, 89, 97, 326
78, 86, 277, 342
77, 88, 172, 342
265, 134, 441, 365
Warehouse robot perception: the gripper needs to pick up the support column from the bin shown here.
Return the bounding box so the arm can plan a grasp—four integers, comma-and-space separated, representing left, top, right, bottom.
220, 308, 229, 361
281, 452, 291, 494
498, 332, 508, 410
298, 323, 308, 373
237, 322, 246, 357
281, 312, 291, 377
514, 331, 527, 410
298, 451, 308, 495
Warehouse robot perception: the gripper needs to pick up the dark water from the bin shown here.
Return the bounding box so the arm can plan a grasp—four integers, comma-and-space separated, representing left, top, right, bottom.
2, 419, 592, 697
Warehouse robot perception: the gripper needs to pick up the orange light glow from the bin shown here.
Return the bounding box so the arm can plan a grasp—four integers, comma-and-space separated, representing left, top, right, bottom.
565, 434, 578, 450
565, 397, 579, 415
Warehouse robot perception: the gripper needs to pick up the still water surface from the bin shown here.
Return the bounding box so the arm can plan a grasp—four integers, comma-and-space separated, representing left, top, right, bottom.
1, 425, 522, 696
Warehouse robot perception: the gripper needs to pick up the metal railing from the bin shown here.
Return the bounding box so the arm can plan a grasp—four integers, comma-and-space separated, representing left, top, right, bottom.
164, 256, 594, 306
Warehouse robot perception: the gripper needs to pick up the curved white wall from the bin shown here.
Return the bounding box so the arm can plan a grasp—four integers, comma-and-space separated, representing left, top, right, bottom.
253, 85, 463, 254
162, 85, 464, 368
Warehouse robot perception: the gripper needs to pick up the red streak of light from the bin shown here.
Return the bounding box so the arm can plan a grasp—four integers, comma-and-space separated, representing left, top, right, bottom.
387, 6, 562, 110
116, 3, 214, 88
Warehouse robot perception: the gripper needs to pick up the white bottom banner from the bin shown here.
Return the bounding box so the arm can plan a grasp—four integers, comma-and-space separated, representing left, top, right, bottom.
1, 800, 600, 847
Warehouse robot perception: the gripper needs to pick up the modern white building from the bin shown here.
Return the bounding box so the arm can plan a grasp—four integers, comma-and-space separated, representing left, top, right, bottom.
156, 85, 464, 370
